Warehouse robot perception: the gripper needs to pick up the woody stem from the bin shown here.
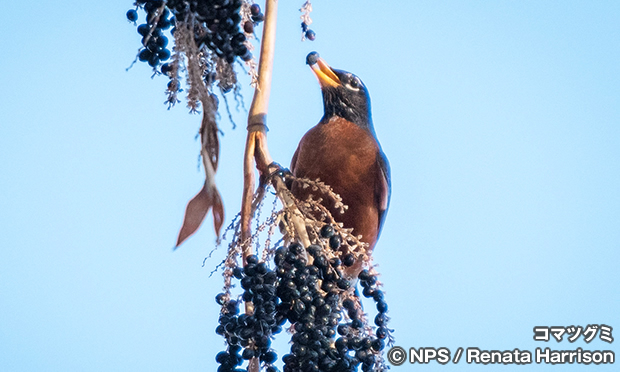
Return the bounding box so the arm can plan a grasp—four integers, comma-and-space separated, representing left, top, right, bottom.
241, 1, 278, 372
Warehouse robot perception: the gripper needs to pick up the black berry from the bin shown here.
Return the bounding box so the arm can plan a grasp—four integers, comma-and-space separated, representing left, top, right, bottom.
328, 234, 341, 249
250, 4, 261, 16
126, 9, 138, 22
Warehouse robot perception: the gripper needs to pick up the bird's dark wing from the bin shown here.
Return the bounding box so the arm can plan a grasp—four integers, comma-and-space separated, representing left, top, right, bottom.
375, 149, 391, 237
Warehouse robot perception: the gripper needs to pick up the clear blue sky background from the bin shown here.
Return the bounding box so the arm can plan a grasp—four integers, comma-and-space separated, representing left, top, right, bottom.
1, 1, 618, 371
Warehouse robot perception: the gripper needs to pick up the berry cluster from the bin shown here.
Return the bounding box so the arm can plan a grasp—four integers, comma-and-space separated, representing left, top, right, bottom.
127, 0, 259, 69
180, 0, 251, 63
359, 269, 391, 344
128, 1, 174, 67
215, 300, 244, 372
275, 242, 345, 372
243, 3, 265, 34
213, 221, 391, 372
215, 254, 281, 372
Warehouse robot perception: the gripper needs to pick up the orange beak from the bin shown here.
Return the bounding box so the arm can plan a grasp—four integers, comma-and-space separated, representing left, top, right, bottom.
309, 57, 341, 88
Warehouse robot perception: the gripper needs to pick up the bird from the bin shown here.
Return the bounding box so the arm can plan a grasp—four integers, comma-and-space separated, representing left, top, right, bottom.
290, 52, 391, 277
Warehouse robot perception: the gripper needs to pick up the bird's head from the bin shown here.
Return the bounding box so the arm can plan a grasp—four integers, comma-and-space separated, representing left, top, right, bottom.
306, 52, 373, 132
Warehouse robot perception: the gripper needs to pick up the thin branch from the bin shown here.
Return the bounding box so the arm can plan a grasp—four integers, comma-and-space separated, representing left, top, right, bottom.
241, 2, 278, 371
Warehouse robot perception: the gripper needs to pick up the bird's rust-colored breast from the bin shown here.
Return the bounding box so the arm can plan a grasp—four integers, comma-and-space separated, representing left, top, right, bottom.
291, 117, 383, 251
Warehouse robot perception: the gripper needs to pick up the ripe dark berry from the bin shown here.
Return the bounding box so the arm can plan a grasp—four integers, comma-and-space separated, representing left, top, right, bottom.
376, 301, 388, 313
288, 243, 304, 255
252, 13, 265, 23
320, 225, 334, 238
351, 319, 363, 329
240, 50, 252, 62
293, 300, 306, 315
376, 326, 388, 339
250, 3, 261, 16
126, 9, 138, 22
306, 244, 321, 257
242, 291, 252, 302
239, 327, 254, 340
147, 54, 159, 67
349, 337, 362, 350
317, 303, 331, 315
138, 48, 152, 62
160, 63, 173, 76
144, 0, 162, 13
215, 293, 227, 305
292, 343, 307, 356
155, 35, 168, 47
226, 301, 240, 315
363, 276, 377, 286
342, 254, 355, 267
337, 279, 351, 290
158, 18, 171, 30
320, 280, 334, 292
264, 271, 277, 284
374, 313, 388, 327
306, 51, 320, 66
261, 349, 278, 364
137, 23, 150, 36
246, 255, 259, 265
305, 29, 316, 41
335, 337, 348, 351
232, 267, 244, 279
372, 290, 384, 302
243, 20, 254, 33
355, 349, 368, 360
358, 269, 371, 281
313, 255, 327, 269
284, 253, 297, 267
240, 276, 253, 290
342, 298, 355, 310
312, 297, 325, 308
362, 337, 373, 350
157, 48, 171, 61
362, 286, 374, 298
328, 234, 342, 249
371, 338, 385, 351
244, 263, 257, 276
242, 348, 255, 359
215, 351, 229, 363
282, 354, 295, 364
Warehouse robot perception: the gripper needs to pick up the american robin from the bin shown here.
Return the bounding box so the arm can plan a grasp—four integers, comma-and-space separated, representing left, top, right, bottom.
290, 52, 391, 276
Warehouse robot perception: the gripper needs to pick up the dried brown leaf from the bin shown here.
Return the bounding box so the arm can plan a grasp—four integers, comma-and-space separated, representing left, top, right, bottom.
175, 181, 224, 248
212, 187, 224, 237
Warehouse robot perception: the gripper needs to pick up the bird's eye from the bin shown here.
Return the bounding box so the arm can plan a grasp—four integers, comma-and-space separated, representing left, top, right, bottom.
345, 77, 361, 91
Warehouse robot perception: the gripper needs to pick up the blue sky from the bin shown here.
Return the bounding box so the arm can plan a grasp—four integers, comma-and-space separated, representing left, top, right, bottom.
0, 1, 618, 371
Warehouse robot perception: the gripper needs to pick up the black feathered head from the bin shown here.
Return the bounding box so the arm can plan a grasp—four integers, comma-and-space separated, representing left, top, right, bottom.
306, 52, 374, 133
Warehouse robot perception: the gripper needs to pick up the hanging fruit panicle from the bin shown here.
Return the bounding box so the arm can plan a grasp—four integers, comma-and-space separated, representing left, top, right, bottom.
300, 1, 316, 41
127, 0, 264, 69
214, 225, 393, 372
